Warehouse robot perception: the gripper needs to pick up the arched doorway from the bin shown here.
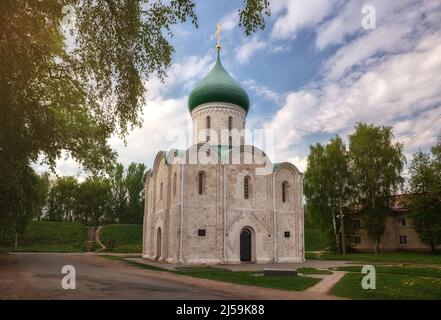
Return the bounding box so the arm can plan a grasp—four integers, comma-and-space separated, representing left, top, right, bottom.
156, 227, 162, 260
240, 227, 252, 262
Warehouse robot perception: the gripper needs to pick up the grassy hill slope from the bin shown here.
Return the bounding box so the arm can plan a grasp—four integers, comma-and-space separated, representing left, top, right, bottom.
0, 221, 88, 252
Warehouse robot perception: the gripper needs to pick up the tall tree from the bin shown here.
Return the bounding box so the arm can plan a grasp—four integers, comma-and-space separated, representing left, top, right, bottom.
75, 177, 112, 226
46, 176, 79, 222
304, 136, 351, 254
0, 169, 50, 245
325, 136, 351, 254
109, 163, 127, 223
0, 0, 269, 238
349, 123, 404, 254
125, 162, 147, 224
408, 144, 441, 252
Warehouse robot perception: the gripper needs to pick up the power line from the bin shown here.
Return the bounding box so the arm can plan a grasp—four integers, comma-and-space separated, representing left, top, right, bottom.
403, 109, 441, 150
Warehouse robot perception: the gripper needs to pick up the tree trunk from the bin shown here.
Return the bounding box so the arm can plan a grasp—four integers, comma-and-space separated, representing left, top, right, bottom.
331, 210, 341, 254
431, 241, 436, 253
374, 238, 379, 254
339, 193, 346, 255
14, 232, 18, 250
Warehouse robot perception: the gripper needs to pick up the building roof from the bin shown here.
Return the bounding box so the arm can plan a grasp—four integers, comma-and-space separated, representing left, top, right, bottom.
188, 51, 250, 113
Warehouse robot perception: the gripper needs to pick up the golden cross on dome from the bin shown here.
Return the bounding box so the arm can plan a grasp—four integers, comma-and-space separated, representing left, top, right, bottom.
215, 22, 222, 50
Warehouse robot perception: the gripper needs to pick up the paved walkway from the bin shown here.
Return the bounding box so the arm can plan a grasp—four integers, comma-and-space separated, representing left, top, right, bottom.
306, 271, 347, 294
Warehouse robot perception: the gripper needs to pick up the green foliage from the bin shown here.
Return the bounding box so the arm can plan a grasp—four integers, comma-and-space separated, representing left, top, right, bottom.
124, 163, 147, 223
304, 227, 330, 251
42, 162, 145, 225
109, 163, 127, 223
75, 177, 113, 225
304, 135, 352, 253
239, 0, 271, 35
0, 168, 49, 241
408, 142, 441, 251
108, 162, 147, 223
47, 176, 79, 221
349, 123, 404, 252
100, 224, 143, 252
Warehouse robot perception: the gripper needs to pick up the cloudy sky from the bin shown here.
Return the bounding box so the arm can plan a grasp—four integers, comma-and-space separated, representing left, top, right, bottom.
38, 0, 441, 177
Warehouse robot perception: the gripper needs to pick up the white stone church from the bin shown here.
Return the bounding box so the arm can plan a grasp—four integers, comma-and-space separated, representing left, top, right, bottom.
142, 46, 304, 264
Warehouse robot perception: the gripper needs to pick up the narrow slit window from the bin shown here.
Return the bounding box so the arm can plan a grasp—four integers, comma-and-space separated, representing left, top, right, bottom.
206, 116, 211, 129
282, 181, 288, 202
198, 171, 205, 195
244, 176, 250, 199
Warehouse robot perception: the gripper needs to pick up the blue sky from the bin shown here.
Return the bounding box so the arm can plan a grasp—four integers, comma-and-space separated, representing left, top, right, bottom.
39, 0, 441, 176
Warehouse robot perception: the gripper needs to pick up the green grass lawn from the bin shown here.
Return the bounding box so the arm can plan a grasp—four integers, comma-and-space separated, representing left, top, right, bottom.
174, 268, 320, 291
318, 251, 441, 265
336, 265, 441, 278
0, 221, 88, 252
99, 224, 142, 253
331, 266, 441, 299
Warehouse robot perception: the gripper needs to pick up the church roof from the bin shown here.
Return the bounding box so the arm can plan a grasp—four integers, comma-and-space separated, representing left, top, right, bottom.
188, 51, 250, 113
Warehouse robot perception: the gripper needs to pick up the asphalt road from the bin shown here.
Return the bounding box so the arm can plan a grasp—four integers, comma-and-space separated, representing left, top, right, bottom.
0, 253, 239, 300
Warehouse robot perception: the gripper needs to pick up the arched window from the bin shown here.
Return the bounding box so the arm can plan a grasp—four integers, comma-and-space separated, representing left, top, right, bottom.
173, 172, 177, 196
228, 116, 233, 131
282, 181, 288, 203
244, 176, 251, 199
198, 171, 205, 195
160, 182, 163, 200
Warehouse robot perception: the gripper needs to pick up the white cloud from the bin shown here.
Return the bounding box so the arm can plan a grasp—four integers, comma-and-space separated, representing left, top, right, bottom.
287, 155, 308, 173
146, 54, 213, 99
264, 90, 320, 158
109, 96, 192, 168
243, 79, 281, 103
324, 23, 411, 80
235, 36, 268, 64
315, 0, 418, 50
271, 0, 340, 39
220, 10, 239, 32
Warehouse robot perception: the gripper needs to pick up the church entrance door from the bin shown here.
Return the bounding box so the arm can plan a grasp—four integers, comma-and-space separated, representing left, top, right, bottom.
240, 228, 252, 262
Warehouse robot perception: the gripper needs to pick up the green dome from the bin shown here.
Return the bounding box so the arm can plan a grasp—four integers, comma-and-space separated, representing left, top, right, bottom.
188, 52, 250, 113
